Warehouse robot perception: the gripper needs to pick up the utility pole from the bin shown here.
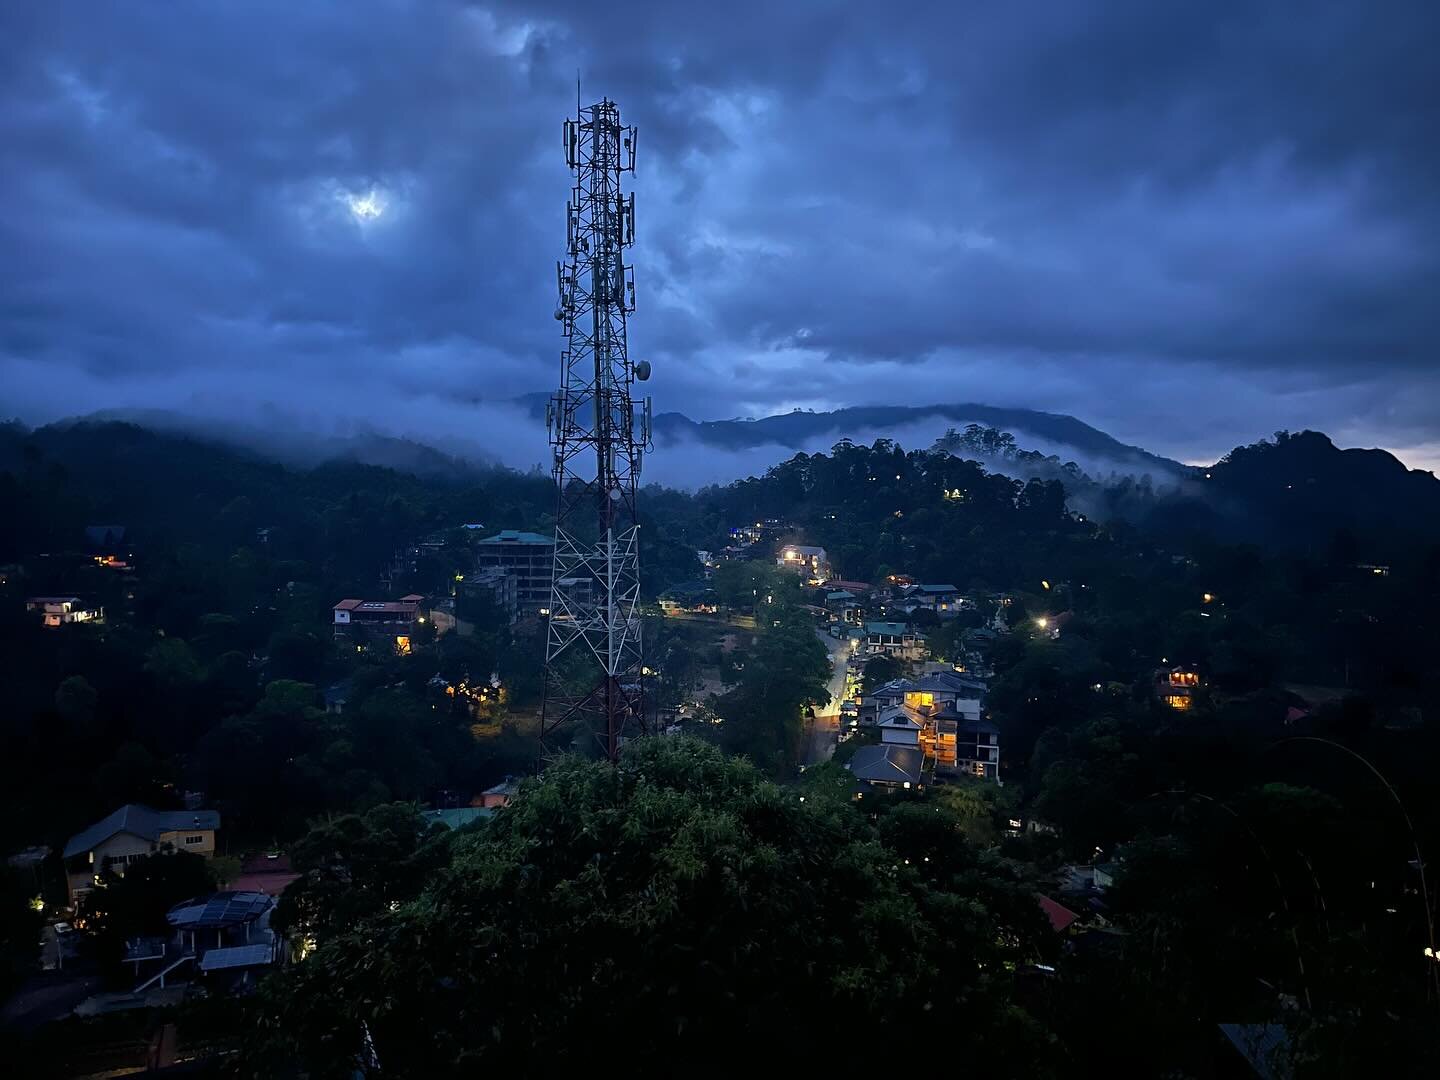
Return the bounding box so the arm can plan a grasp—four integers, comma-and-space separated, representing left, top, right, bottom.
541, 93, 652, 762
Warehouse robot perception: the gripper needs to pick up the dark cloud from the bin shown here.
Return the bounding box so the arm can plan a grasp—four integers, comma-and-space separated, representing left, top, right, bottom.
2, 1, 1437, 474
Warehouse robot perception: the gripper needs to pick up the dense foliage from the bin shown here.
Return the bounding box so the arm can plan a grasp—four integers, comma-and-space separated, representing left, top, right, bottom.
248, 737, 1057, 1076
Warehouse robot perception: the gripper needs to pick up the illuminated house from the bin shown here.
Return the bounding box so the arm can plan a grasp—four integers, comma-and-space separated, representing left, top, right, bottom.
474, 530, 555, 613
861, 670, 985, 725
63, 804, 220, 905
26, 596, 103, 628
776, 544, 831, 581
899, 583, 965, 617
862, 671, 998, 780
876, 705, 924, 747
1155, 666, 1201, 711
333, 595, 427, 654
862, 621, 927, 661
824, 589, 863, 624
659, 581, 718, 615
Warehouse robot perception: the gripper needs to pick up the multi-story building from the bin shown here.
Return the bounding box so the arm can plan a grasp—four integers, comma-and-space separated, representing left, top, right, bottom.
474, 531, 555, 613
458, 566, 520, 626
863, 669, 986, 723
776, 544, 831, 582
862, 670, 999, 781
333, 594, 427, 654
943, 712, 1001, 779
861, 621, 928, 661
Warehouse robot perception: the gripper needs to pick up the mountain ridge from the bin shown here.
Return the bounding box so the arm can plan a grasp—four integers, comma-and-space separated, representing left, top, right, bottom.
510, 395, 1185, 476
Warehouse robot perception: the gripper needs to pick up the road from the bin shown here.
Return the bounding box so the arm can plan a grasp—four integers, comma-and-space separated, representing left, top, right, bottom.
801, 629, 851, 766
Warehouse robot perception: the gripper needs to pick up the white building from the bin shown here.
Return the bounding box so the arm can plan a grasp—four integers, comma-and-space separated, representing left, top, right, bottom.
776, 544, 831, 582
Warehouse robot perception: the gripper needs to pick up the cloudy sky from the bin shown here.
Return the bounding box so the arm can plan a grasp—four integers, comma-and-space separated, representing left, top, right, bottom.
3, 1, 1438, 472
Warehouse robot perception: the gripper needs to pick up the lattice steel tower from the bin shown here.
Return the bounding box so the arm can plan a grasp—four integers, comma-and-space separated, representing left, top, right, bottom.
541, 94, 652, 762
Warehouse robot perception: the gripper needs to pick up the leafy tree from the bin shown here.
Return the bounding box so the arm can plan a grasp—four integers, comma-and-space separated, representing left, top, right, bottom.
716, 609, 829, 772
860, 653, 904, 694
248, 737, 1057, 1076
53, 675, 99, 739
273, 803, 449, 943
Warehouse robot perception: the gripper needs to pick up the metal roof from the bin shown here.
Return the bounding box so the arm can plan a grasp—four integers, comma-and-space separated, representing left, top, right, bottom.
865, 621, 911, 636
167, 891, 274, 930
846, 745, 923, 784
477, 530, 553, 545
199, 944, 275, 972
64, 805, 221, 859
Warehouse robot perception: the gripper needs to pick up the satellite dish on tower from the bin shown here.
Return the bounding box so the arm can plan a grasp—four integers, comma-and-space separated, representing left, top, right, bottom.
635, 360, 651, 381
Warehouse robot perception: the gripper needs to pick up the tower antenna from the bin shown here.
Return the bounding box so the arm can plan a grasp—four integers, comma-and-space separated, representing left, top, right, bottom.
541, 94, 651, 762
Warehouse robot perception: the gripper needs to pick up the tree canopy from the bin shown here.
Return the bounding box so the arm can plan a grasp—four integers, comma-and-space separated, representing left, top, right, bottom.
249, 737, 1057, 1076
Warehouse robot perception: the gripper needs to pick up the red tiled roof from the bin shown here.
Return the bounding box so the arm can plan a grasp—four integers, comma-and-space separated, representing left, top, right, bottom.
335, 599, 363, 610
1037, 894, 1079, 933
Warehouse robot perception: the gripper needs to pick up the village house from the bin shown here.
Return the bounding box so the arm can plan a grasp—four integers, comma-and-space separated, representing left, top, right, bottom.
898, 583, 966, 617
659, 581, 719, 615
947, 713, 1001, 779
846, 744, 925, 792
26, 596, 103, 628
859, 670, 998, 779
63, 804, 221, 905
861, 669, 984, 724
823, 589, 864, 624
474, 777, 520, 809
776, 543, 831, 582
333, 594, 428, 654
876, 704, 925, 746
137, 891, 281, 994
862, 621, 928, 661
1155, 665, 1201, 710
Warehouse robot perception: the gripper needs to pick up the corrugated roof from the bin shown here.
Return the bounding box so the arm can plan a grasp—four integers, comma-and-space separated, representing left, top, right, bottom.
64, 805, 221, 859
477, 530, 553, 545
877, 705, 924, 729
846, 745, 923, 784
913, 671, 987, 694
1037, 894, 1079, 933
199, 943, 275, 972
866, 621, 910, 636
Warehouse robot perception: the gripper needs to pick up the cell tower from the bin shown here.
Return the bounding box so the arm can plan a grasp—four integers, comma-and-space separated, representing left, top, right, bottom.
540, 94, 652, 762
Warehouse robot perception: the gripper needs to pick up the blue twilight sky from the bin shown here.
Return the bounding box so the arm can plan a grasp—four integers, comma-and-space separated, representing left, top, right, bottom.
3, 1, 1438, 471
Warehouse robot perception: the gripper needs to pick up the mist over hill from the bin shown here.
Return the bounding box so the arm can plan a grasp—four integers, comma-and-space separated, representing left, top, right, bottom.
6, 411, 1439, 559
